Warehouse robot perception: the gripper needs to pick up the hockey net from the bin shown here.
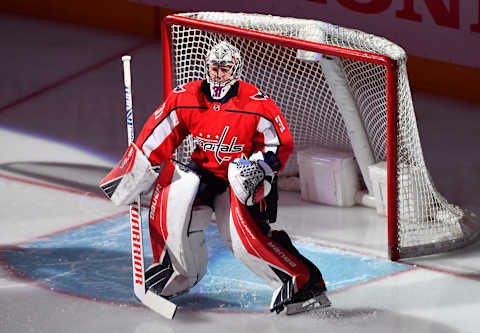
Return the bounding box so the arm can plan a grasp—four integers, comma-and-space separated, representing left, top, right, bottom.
161, 12, 480, 260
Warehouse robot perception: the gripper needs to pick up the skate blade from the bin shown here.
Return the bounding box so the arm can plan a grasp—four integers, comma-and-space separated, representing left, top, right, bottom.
286, 293, 331, 315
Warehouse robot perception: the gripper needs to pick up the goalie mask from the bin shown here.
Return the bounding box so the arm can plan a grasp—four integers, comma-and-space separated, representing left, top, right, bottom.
205, 41, 243, 100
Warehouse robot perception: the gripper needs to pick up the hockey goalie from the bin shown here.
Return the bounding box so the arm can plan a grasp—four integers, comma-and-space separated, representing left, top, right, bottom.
100, 41, 331, 315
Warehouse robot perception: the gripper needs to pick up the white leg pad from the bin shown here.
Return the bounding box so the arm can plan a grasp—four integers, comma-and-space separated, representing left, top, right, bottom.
186, 205, 212, 284
159, 165, 212, 296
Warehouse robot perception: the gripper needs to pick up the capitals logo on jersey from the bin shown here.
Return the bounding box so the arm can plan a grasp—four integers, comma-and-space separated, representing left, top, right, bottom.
193, 126, 245, 164
250, 89, 268, 100
173, 84, 187, 93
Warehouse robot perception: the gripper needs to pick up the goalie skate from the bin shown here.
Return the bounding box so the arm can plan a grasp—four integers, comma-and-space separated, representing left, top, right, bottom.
285, 291, 331, 315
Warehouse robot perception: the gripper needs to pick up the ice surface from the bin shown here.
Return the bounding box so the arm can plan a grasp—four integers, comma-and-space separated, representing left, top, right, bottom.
0, 13, 479, 333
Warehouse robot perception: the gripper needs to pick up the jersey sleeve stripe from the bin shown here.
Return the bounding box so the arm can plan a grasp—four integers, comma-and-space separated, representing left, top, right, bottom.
142, 110, 179, 158
141, 106, 208, 159
257, 117, 280, 152
264, 145, 279, 154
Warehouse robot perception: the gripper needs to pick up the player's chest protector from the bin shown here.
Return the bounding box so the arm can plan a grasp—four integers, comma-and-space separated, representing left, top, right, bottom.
186, 100, 259, 166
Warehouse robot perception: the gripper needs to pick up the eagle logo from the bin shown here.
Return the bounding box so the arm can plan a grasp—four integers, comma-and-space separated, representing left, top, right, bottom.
250, 89, 268, 100
173, 84, 186, 93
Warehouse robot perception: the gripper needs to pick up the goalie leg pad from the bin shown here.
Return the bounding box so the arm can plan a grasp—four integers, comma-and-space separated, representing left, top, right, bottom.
215, 188, 328, 313
99, 143, 159, 206
148, 160, 211, 298
214, 188, 310, 289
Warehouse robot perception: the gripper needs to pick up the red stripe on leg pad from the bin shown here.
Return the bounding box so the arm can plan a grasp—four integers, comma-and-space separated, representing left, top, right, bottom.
149, 160, 176, 263
229, 188, 310, 288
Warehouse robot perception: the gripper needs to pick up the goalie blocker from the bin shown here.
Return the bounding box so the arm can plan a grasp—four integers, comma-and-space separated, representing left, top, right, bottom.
99, 143, 159, 206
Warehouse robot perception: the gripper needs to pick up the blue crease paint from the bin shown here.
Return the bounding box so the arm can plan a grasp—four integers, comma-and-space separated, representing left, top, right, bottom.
1, 212, 409, 312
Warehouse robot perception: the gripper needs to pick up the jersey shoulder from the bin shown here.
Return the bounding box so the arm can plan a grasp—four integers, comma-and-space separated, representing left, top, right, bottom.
172, 80, 203, 95
237, 81, 269, 102
165, 80, 204, 105
236, 80, 280, 117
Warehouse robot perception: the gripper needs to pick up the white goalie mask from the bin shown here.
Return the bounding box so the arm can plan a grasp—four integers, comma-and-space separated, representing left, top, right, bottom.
205, 41, 243, 100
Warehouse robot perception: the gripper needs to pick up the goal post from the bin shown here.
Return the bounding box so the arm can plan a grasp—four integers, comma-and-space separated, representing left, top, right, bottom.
160, 12, 479, 260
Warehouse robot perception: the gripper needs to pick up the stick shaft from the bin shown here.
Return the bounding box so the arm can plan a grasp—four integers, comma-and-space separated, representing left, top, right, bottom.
122, 56, 135, 145
121, 56, 177, 319
122, 55, 146, 299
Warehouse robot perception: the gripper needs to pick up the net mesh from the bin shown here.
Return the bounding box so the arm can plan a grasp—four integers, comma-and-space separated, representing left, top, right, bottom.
166, 12, 479, 258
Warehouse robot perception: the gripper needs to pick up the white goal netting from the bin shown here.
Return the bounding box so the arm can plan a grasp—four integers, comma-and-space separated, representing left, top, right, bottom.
165, 12, 480, 259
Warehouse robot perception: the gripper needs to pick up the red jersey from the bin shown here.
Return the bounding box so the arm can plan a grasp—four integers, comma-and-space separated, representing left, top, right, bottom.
136, 80, 293, 180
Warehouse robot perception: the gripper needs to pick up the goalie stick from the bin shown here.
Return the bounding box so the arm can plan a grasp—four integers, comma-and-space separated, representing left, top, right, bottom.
121, 55, 177, 319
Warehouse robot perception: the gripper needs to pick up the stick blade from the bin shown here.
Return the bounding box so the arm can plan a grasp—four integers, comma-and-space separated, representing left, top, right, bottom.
140, 290, 177, 320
